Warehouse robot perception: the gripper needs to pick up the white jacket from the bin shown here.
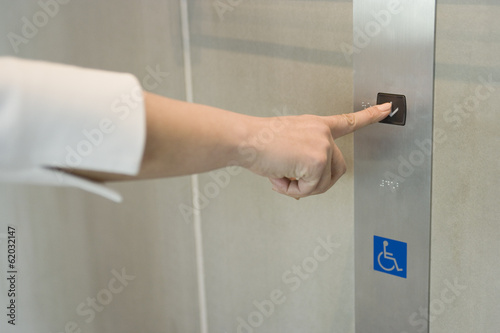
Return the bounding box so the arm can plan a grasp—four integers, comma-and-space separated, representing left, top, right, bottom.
0, 57, 146, 202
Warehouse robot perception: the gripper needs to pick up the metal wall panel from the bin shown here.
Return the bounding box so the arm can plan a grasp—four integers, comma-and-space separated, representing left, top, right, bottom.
353, 0, 436, 332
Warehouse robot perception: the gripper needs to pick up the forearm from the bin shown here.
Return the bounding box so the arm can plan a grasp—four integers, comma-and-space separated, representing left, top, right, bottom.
66, 92, 257, 181
138, 92, 256, 178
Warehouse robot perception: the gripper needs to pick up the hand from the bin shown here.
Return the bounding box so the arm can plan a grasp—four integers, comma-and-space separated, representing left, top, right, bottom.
243, 103, 392, 199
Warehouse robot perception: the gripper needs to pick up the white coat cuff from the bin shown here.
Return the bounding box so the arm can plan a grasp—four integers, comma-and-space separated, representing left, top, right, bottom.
0, 57, 146, 201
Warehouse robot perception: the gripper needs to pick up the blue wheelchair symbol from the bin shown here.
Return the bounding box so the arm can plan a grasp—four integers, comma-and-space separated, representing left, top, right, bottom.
374, 235, 407, 278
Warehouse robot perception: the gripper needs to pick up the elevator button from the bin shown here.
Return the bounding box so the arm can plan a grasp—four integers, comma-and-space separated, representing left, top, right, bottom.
378, 93, 406, 126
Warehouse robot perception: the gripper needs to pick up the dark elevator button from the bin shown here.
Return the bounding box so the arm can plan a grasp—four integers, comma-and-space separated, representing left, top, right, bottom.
378, 93, 406, 126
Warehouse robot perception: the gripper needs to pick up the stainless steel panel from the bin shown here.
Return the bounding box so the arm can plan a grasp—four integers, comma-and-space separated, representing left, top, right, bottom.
353, 0, 436, 332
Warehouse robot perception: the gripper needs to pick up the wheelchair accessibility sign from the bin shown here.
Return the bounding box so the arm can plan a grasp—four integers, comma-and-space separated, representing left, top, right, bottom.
374, 235, 407, 278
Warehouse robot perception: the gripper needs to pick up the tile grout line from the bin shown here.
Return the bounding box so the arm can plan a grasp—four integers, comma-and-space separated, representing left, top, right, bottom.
179, 1, 209, 333
180, 0, 193, 104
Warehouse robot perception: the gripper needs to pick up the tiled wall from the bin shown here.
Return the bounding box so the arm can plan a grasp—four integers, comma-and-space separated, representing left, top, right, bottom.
430, 1, 500, 332
188, 1, 355, 332
0, 1, 199, 332
0, 0, 357, 332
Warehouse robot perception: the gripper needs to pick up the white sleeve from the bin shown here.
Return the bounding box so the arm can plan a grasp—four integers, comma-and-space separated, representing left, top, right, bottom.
0, 57, 146, 202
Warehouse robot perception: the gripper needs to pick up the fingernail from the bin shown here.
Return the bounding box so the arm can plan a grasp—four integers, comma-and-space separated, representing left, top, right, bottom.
377, 103, 392, 112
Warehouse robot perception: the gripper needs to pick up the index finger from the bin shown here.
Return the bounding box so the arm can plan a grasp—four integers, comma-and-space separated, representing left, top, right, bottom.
325, 103, 392, 139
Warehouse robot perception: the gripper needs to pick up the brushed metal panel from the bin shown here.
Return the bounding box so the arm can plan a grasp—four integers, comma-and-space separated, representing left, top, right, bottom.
353, 1, 436, 332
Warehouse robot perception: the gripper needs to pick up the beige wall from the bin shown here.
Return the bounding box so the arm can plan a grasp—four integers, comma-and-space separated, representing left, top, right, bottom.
0, 1, 357, 332
189, 1, 355, 332
0, 1, 199, 332
430, 1, 500, 332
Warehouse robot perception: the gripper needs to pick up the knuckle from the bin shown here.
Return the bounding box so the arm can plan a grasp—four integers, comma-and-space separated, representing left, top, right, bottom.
342, 113, 357, 127
309, 153, 328, 173
318, 137, 331, 151
366, 106, 376, 118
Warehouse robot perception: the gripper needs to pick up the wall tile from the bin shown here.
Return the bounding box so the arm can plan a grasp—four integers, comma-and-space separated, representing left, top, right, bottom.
0, 1, 199, 332
431, 2, 500, 332
189, 1, 355, 332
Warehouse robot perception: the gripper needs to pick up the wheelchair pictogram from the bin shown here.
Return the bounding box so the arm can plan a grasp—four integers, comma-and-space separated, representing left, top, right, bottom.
373, 236, 407, 278
377, 240, 403, 272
